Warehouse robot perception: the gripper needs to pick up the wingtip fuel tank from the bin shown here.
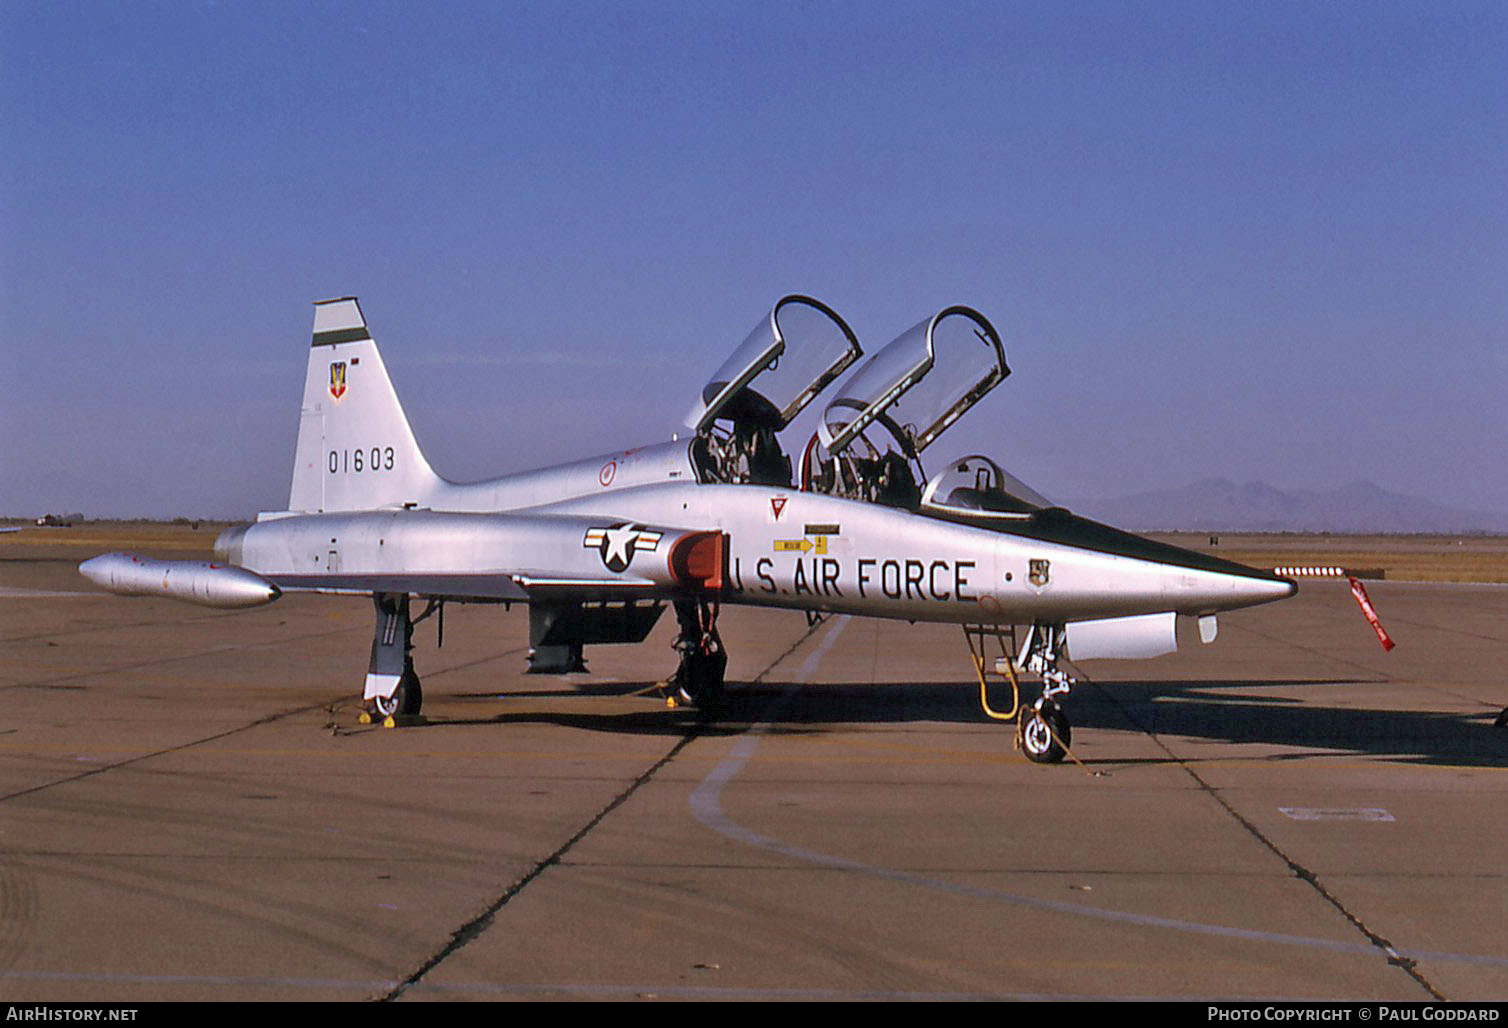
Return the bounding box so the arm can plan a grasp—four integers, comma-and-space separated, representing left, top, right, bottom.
79, 553, 281, 609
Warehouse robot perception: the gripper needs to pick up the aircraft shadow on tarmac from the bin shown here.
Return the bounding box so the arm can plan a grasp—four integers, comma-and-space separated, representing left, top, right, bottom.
1078, 678, 1508, 769
437, 676, 1508, 768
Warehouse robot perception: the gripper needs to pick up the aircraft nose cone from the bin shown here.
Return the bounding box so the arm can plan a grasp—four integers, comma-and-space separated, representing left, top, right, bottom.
1212, 568, 1297, 610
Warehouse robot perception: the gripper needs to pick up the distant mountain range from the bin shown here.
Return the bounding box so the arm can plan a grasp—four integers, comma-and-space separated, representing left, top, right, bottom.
1064, 479, 1508, 534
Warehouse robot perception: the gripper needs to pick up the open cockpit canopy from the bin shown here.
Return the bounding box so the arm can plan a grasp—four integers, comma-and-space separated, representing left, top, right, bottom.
819, 306, 1008, 460
686, 295, 862, 435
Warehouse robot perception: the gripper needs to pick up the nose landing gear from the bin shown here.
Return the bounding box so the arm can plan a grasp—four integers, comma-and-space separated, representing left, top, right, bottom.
963, 622, 1079, 765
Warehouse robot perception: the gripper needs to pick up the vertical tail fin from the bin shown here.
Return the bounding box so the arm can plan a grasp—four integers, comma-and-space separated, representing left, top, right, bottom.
288, 298, 443, 512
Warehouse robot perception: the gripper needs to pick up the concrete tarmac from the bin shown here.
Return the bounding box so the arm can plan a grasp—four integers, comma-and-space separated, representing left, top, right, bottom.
1, 538, 1505, 1001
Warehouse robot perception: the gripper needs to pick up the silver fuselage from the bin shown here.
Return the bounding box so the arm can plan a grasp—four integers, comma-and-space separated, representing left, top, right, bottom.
219, 453, 1293, 624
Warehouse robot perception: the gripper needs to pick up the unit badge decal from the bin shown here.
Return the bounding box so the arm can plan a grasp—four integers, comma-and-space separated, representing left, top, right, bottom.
583, 522, 662, 572
1028, 558, 1051, 589
329, 361, 347, 400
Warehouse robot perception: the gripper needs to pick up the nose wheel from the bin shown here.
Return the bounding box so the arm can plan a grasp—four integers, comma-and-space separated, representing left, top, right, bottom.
1019, 700, 1070, 764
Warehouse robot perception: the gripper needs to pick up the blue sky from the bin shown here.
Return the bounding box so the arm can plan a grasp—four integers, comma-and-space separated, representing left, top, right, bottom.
3, 1, 1505, 519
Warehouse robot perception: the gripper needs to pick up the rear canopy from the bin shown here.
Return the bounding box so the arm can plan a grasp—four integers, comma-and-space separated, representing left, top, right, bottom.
686, 295, 862, 435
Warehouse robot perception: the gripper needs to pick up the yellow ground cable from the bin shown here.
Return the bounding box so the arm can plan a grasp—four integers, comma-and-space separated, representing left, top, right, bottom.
1038, 707, 1098, 776
1049, 657, 1104, 775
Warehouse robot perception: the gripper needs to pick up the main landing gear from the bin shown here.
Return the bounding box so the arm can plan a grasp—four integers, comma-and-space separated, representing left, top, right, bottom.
355, 591, 728, 726
372, 666, 422, 720
669, 598, 726, 714
964, 622, 1076, 765
362, 592, 426, 723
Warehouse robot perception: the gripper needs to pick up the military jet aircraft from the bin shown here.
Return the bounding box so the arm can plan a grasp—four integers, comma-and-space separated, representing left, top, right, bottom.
80, 295, 1296, 762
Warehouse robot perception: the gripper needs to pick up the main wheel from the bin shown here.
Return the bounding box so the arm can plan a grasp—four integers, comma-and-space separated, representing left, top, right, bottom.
673, 646, 727, 715
373, 668, 423, 719
1020, 702, 1069, 764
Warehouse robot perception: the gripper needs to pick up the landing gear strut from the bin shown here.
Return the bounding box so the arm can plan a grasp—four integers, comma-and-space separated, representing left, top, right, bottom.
364, 592, 423, 720
670, 598, 726, 713
964, 622, 1076, 764
1016, 622, 1075, 764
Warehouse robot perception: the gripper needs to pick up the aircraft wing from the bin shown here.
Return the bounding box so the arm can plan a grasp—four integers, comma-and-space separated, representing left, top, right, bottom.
264, 570, 669, 602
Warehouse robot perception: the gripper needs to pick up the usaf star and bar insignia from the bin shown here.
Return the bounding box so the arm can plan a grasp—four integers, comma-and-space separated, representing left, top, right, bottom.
583, 523, 663, 572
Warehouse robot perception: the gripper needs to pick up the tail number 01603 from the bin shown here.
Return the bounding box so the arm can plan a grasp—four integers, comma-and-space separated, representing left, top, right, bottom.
329, 447, 395, 474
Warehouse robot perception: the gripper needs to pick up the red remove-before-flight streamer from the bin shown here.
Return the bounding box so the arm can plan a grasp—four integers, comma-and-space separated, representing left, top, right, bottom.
1348, 576, 1396, 652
